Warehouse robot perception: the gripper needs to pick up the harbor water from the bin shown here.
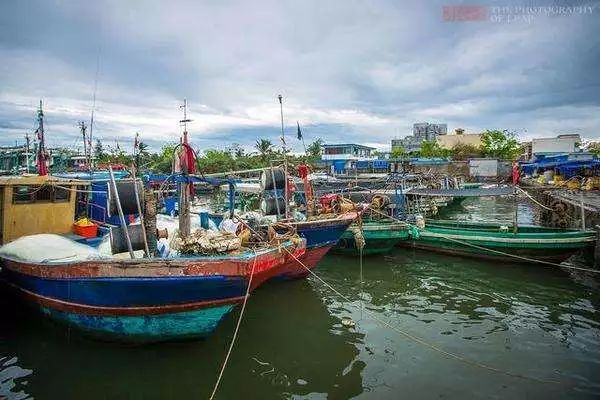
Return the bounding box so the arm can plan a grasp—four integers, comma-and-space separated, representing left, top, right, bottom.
2, 197, 599, 399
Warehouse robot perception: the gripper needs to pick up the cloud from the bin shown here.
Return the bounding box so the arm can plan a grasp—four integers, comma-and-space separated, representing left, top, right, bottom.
0, 0, 599, 154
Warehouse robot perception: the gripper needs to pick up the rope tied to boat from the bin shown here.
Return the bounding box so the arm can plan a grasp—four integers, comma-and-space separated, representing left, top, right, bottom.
282, 247, 562, 385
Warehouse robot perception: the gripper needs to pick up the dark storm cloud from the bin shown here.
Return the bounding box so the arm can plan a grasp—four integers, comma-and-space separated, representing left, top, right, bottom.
0, 0, 599, 152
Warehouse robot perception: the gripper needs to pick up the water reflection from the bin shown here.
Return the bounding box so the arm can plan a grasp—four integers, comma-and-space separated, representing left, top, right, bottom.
314, 252, 600, 398
0, 279, 365, 399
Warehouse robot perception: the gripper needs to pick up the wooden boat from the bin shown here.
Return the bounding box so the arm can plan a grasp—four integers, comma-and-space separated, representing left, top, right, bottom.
333, 220, 409, 255
0, 240, 305, 342
398, 219, 596, 263
275, 211, 360, 279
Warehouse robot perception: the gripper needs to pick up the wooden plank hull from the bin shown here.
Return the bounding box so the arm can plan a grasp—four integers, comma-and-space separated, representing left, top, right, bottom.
1, 241, 306, 342
333, 221, 409, 256
397, 221, 595, 264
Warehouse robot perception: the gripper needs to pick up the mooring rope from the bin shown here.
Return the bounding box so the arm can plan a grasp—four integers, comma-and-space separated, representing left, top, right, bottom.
209, 251, 258, 400
366, 207, 599, 274
282, 248, 561, 385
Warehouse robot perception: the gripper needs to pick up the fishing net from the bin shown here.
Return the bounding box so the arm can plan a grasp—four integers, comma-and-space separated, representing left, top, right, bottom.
0, 234, 110, 263
170, 229, 242, 255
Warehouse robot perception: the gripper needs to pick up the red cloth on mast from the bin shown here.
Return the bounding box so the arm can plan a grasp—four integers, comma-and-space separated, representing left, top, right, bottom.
37, 152, 48, 176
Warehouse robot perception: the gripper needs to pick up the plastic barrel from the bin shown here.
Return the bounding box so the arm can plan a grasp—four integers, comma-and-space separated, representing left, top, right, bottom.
199, 211, 209, 229
260, 168, 286, 190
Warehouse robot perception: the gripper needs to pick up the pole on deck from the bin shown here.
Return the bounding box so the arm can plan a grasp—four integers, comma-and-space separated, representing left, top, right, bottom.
278, 94, 289, 219
178, 178, 191, 237
131, 164, 150, 257
109, 166, 135, 258
270, 163, 281, 219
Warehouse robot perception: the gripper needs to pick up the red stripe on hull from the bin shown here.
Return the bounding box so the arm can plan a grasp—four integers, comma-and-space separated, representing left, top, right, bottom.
8, 283, 245, 316
277, 245, 334, 279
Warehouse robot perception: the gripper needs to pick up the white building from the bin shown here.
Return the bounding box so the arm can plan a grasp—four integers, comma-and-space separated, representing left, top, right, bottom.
532, 134, 580, 156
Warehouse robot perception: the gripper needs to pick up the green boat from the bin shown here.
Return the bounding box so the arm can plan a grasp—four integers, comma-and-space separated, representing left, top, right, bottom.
399, 219, 597, 264
333, 220, 410, 255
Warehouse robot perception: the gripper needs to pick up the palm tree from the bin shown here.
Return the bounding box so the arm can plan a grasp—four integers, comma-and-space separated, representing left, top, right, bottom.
255, 138, 273, 159
306, 138, 323, 159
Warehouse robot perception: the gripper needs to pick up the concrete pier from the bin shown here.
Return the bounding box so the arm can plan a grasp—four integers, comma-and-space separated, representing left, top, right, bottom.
521, 179, 600, 266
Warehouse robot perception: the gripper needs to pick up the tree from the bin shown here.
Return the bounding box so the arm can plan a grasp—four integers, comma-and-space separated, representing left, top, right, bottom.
133, 141, 151, 169
583, 141, 600, 156
480, 130, 521, 160
255, 139, 273, 159
150, 144, 178, 173
450, 143, 483, 160
229, 143, 245, 159
306, 138, 323, 160
390, 146, 407, 159
419, 140, 449, 158
94, 139, 105, 161
197, 149, 236, 173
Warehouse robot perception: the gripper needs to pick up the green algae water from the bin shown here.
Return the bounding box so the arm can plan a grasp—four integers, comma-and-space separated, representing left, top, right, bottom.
1, 198, 599, 399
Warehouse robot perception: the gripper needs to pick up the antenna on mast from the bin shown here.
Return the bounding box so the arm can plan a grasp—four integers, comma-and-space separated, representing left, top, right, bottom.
179, 99, 192, 144
89, 49, 101, 171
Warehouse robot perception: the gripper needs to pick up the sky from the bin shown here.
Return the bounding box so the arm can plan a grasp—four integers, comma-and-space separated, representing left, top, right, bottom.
0, 0, 599, 153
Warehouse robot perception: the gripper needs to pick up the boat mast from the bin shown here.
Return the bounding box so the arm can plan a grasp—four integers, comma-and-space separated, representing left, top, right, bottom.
89, 50, 100, 173
35, 100, 48, 176
278, 94, 289, 219
178, 99, 193, 237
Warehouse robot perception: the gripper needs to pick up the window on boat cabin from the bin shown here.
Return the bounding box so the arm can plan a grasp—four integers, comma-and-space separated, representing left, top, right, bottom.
53, 186, 70, 202
12, 185, 71, 204
35, 186, 52, 202
12, 185, 35, 203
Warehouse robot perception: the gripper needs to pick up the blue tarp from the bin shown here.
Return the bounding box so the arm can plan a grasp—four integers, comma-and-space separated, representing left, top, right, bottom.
521, 158, 600, 177
333, 160, 346, 173
355, 161, 369, 169
373, 160, 389, 169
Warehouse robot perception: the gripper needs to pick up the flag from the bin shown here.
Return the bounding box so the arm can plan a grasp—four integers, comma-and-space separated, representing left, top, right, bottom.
297, 121, 302, 140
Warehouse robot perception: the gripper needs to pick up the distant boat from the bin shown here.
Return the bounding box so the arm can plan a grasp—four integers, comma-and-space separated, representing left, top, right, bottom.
333, 220, 409, 255
399, 220, 596, 264
1, 240, 306, 342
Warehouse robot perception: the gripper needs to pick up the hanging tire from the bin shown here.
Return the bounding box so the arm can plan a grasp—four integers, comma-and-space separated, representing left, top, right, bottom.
261, 168, 286, 190
550, 200, 567, 214
261, 197, 286, 215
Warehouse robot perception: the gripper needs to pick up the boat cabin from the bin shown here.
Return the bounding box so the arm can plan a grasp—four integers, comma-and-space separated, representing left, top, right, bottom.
0, 175, 89, 244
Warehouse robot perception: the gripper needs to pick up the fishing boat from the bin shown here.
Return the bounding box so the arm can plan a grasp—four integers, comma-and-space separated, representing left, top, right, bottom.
277, 211, 359, 279
0, 239, 305, 342
399, 219, 596, 264
333, 219, 409, 255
